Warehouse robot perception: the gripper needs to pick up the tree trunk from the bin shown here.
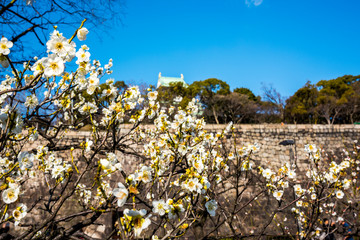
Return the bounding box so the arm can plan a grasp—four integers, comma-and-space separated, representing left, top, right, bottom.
324, 110, 331, 125
327, 118, 331, 125
331, 109, 341, 125
212, 106, 220, 124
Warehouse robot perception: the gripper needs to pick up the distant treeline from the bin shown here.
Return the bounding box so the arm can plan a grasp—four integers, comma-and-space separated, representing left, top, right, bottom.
87, 74, 360, 125
154, 75, 360, 125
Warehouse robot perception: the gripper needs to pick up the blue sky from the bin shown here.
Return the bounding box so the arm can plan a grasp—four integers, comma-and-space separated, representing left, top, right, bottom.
86, 0, 360, 98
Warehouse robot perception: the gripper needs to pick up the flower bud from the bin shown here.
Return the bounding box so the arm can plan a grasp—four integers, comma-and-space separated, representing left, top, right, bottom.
77, 28, 89, 41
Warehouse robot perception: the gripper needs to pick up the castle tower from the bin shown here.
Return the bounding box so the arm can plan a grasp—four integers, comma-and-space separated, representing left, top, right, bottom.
157, 72, 188, 88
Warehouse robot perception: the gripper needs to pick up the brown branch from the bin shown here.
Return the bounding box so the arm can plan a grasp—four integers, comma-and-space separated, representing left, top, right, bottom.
11, 24, 39, 43
0, 0, 17, 17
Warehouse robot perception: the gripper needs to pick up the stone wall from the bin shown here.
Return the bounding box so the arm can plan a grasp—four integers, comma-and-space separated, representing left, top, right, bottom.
206, 124, 360, 170
53, 124, 360, 170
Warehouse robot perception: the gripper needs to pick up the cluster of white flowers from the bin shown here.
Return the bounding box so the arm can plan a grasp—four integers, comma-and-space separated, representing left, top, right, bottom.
35, 150, 72, 180
259, 161, 299, 203
0, 26, 359, 239
0, 76, 14, 104
100, 152, 122, 173
75, 184, 92, 206
0, 157, 13, 176
101, 85, 144, 126
94, 181, 111, 205
0, 107, 23, 135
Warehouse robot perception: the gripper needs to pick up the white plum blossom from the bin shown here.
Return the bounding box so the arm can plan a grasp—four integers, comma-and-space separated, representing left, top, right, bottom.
167, 200, 185, 219
31, 57, 46, 76
305, 144, 317, 153
24, 94, 39, 109
75, 184, 92, 205
247, 143, 260, 153
84, 138, 93, 152
311, 193, 317, 200
241, 160, 254, 171
205, 199, 218, 217
341, 160, 350, 169
47, 34, 69, 57
175, 110, 186, 124
152, 199, 169, 216
335, 190, 344, 199
224, 121, 233, 134
2, 186, 20, 204
192, 159, 204, 173
135, 166, 153, 183
51, 165, 65, 179
147, 91, 158, 101
77, 27, 89, 41
75, 48, 90, 62
43, 54, 65, 77
46, 31, 76, 62
102, 86, 117, 98
287, 170, 296, 179
262, 168, 274, 179
182, 178, 202, 194
79, 102, 98, 115
123, 209, 151, 237
12, 204, 27, 226
113, 182, 128, 207
100, 158, 111, 171
273, 190, 283, 201
86, 75, 99, 95
18, 151, 34, 171
173, 96, 183, 103
343, 178, 351, 189
0, 37, 13, 55
294, 184, 304, 196
104, 59, 113, 70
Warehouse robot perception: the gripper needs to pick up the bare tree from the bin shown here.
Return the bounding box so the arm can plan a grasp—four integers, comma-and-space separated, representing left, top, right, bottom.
261, 83, 287, 122
214, 92, 258, 123
0, 0, 125, 63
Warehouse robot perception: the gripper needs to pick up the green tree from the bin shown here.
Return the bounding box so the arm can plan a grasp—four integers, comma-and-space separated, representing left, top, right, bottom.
157, 82, 192, 110
214, 92, 258, 123
316, 75, 360, 124
114, 80, 127, 94
343, 80, 360, 123
233, 87, 260, 102
190, 78, 230, 124
285, 81, 318, 124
